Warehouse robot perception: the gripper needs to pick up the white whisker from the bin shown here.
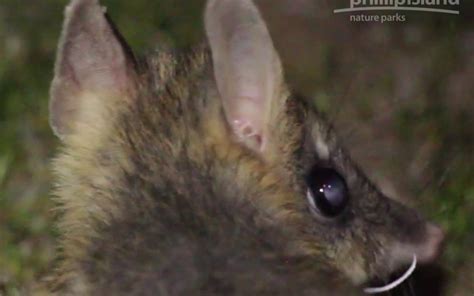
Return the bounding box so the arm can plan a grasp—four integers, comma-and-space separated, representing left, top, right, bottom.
364, 254, 417, 294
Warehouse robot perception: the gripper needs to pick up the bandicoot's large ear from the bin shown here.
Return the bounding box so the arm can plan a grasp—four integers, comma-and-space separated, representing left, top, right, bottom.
205, 0, 284, 152
50, 0, 136, 139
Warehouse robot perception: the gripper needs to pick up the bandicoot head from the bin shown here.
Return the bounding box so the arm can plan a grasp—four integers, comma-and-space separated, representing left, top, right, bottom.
46, 0, 444, 294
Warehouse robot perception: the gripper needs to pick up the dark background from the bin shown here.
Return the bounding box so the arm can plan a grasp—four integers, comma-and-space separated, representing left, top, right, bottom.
0, 0, 472, 294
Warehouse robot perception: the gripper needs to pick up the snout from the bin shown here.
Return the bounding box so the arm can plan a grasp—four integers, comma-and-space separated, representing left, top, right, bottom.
363, 222, 445, 294
388, 221, 445, 270
414, 222, 445, 263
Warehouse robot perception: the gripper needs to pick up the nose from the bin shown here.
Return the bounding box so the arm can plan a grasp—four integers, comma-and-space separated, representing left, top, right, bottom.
416, 223, 445, 263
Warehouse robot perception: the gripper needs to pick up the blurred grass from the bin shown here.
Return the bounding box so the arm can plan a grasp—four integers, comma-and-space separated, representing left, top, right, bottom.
0, 0, 473, 295
0, 1, 61, 292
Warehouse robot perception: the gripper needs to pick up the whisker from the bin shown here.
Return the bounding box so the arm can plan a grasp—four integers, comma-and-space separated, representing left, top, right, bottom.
364, 255, 417, 294
401, 280, 409, 296
407, 276, 416, 296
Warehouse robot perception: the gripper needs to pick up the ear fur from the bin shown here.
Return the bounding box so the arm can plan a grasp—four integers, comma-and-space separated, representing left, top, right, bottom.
50, 0, 136, 139
205, 0, 284, 152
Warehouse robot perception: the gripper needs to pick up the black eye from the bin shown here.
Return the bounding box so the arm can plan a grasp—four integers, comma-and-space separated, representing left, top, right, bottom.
305, 168, 349, 217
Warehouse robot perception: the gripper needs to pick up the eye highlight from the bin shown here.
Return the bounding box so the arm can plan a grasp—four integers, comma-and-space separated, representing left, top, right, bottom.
306, 168, 349, 217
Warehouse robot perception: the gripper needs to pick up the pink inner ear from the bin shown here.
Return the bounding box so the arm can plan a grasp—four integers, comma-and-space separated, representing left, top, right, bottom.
225, 95, 266, 151
206, 0, 284, 154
